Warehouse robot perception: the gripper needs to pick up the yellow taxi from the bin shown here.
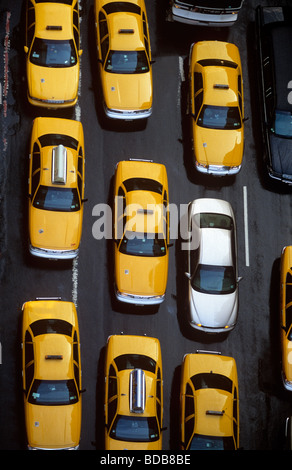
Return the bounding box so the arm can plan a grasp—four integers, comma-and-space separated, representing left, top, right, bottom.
24, 0, 82, 108
28, 117, 86, 260
104, 334, 164, 449
21, 298, 84, 450
189, 41, 244, 176
94, 0, 153, 119
280, 246, 292, 391
180, 351, 239, 450
113, 159, 169, 305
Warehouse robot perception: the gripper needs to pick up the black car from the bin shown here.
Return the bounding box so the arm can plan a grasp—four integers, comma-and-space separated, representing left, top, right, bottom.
256, 5, 292, 184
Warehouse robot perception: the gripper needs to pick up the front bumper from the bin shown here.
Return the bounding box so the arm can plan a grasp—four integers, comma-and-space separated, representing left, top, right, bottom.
189, 320, 236, 334
29, 244, 79, 260
27, 93, 77, 109
171, 5, 238, 27
115, 286, 165, 305
104, 103, 152, 120
195, 162, 241, 176
282, 371, 292, 391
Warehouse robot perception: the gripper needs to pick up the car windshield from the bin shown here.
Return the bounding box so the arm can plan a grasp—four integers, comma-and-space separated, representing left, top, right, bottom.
197, 105, 241, 130
33, 185, 80, 212
188, 434, 235, 450
110, 415, 159, 442
119, 231, 166, 257
272, 110, 292, 138
191, 264, 236, 294
30, 38, 77, 67
105, 50, 149, 74
28, 379, 79, 405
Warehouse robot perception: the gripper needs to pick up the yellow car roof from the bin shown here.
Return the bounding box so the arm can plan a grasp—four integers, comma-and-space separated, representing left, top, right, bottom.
107, 335, 161, 417
34, 334, 73, 380
193, 41, 241, 107
31, 117, 83, 190
109, 13, 144, 51
116, 160, 168, 235
23, 300, 78, 381
203, 67, 238, 106
183, 353, 238, 438
34, 2, 73, 40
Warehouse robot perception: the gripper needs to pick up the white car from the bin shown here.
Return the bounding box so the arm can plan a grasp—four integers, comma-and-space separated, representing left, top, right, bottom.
185, 198, 241, 333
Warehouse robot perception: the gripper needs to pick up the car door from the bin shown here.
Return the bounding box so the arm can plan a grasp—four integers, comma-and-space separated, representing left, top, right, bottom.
97, 11, 109, 67
105, 363, 118, 435
25, 0, 35, 52
181, 382, 195, 450
77, 145, 85, 204
22, 329, 35, 398
29, 142, 41, 201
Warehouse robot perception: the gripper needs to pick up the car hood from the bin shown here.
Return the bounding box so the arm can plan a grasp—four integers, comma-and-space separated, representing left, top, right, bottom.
269, 133, 292, 181
115, 250, 168, 296
25, 402, 81, 449
29, 207, 82, 250
103, 72, 152, 110
189, 287, 238, 329
28, 63, 79, 102
194, 126, 243, 167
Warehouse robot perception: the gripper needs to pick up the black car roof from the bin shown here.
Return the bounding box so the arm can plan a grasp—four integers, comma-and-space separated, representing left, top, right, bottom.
269, 23, 292, 111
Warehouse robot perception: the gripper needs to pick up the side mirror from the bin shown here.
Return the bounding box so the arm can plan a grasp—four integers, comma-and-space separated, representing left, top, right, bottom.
185, 272, 191, 280
24, 46, 28, 54
243, 117, 249, 123
237, 276, 243, 283
167, 243, 174, 248
80, 388, 86, 394
79, 49, 83, 57
82, 198, 88, 203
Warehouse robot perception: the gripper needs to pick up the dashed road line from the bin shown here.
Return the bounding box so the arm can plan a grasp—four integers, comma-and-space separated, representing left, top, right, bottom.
243, 185, 250, 267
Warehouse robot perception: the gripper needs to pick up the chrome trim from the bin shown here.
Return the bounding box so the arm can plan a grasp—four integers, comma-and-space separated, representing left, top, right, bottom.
104, 103, 152, 120
195, 162, 241, 176
115, 286, 165, 305
29, 244, 79, 260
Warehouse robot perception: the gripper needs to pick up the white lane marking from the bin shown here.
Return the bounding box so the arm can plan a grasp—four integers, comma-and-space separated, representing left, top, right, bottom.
177, 56, 185, 108
243, 185, 250, 267
179, 56, 185, 82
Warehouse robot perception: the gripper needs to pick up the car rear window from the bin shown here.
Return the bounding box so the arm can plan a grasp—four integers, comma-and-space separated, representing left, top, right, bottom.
191, 372, 233, 393
30, 318, 73, 337
114, 353, 156, 373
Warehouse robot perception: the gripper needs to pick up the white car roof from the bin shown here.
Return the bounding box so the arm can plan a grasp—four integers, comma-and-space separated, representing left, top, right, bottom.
200, 227, 233, 267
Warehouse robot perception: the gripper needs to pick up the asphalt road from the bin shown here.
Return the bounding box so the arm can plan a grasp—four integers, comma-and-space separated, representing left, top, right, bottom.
0, 0, 292, 451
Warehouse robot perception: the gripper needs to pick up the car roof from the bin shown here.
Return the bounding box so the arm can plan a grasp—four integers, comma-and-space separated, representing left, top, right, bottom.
34, 333, 73, 380
200, 227, 233, 266
107, 335, 161, 416
268, 24, 292, 111
183, 353, 237, 437
203, 66, 239, 106
32, 117, 82, 189
108, 12, 144, 51
116, 161, 168, 234
34, 2, 73, 40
